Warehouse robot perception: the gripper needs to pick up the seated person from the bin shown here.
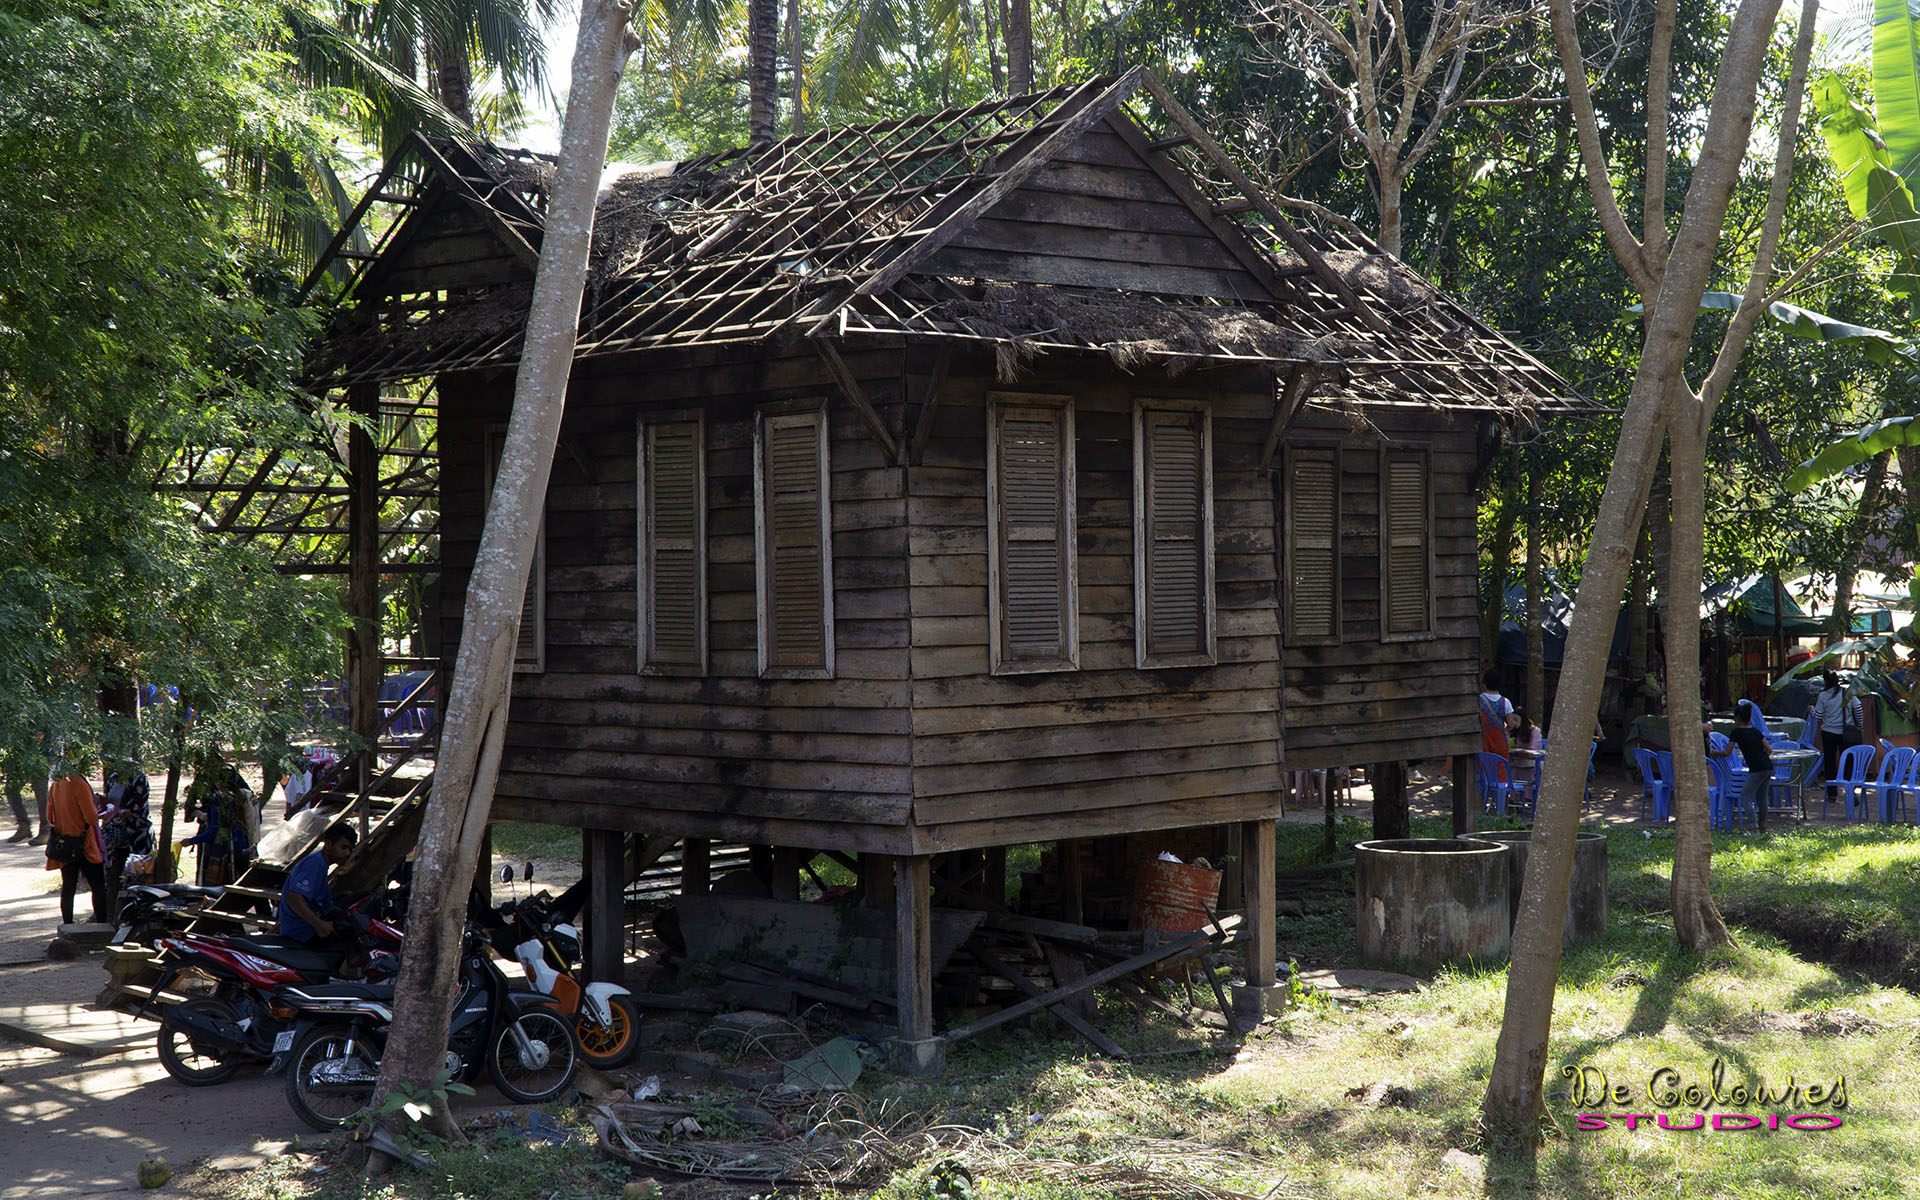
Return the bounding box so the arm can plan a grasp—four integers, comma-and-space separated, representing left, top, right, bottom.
1711, 700, 1774, 833
277, 823, 357, 945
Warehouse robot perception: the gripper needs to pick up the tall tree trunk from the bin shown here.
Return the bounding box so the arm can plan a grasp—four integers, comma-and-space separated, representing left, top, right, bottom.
1525, 457, 1545, 728
1485, 0, 1787, 1138
986, 0, 1005, 94
1624, 518, 1652, 720
370, 0, 637, 1143
1480, 466, 1519, 672
747, 0, 779, 145
1377, 170, 1402, 259
431, 34, 475, 127
786, 0, 804, 134
1007, 0, 1032, 94
1666, 409, 1730, 949
1831, 451, 1889, 641
1898, 446, 1920, 563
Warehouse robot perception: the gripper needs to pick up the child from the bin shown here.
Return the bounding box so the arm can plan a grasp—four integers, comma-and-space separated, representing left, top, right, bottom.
1512, 711, 1544, 752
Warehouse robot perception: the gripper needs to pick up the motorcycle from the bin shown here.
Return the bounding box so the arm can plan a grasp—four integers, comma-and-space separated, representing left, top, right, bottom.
111, 882, 225, 947
144, 907, 402, 1087
278, 920, 579, 1131
490, 873, 640, 1069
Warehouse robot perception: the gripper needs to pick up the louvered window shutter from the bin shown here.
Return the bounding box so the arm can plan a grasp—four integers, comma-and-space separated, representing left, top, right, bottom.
1382, 449, 1432, 638
1285, 447, 1339, 644
1137, 405, 1214, 665
484, 425, 546, 672
641, 418, 705, 674
756, 410, 833, 676
991, 400, 1076, 671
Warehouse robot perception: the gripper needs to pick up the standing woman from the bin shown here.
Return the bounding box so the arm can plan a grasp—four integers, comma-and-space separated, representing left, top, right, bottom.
1808, 670, 1864, 806
44, 768, 108, 924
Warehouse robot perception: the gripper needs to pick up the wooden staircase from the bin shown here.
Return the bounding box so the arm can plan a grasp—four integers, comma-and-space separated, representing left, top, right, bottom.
107, 677, 441, 1009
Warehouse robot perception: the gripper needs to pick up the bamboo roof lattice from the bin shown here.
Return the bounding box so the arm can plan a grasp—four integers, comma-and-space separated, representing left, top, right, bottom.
306, 69, 1581, 416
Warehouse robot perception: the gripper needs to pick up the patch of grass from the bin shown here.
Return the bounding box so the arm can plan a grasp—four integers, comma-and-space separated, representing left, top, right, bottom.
490, 821, 581, 865
224, 1114, 626, 1200
1607, 823, 1920, 987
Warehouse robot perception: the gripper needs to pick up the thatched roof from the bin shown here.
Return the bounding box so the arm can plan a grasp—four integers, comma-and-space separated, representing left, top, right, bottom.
306, 70, 1579, 415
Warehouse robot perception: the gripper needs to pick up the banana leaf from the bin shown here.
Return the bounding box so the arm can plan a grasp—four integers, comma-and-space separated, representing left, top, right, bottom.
1815, 70, 1920, 294
1784, 415, 1920, 492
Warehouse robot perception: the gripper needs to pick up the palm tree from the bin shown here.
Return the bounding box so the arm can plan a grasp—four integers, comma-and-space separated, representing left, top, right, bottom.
242, 0, 558, 271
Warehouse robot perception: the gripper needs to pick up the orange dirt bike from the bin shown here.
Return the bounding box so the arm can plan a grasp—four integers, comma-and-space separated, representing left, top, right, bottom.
486, 872, 640, 1070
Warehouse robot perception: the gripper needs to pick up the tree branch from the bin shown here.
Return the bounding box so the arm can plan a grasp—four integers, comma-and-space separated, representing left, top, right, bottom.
1696, 0, 1823, 427
1548, 0, 1653, 295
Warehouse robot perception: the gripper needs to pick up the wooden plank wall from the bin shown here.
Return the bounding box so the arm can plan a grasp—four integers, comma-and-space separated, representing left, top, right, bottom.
366, 189, 531, 297
932, 125, 1275, 300
1277, 404, 1481, 769
436, 346, 919, 852
904, 351, 1286, 852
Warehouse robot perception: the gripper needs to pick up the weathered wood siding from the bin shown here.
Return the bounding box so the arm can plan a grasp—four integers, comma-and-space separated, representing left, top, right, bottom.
930, 123, 1279, 300
437, 346, 919, 852
1278, 405, 1481, 768
904, 351, 1285, 852
362, 186, 532, 296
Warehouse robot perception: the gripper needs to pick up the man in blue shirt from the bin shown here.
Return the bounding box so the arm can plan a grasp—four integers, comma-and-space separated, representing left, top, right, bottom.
277, 823, 357, 943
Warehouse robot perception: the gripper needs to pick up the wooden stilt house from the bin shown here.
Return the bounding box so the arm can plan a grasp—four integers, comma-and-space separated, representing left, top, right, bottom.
307, 67, 1576, 1054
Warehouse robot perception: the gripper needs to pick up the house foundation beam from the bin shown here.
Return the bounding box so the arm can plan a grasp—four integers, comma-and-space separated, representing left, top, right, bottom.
1233, 817, 1283, 1020
584, 829, 626, 981
889, 854, 942, 1074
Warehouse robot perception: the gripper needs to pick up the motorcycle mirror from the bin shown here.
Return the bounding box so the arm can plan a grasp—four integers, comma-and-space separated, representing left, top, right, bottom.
499, 864, 512, 884
523, 862, 534, 882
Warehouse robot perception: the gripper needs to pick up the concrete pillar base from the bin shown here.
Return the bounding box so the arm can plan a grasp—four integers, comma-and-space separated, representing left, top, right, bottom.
1232, 982, 1288, 1023
886, 1036, 946, 1077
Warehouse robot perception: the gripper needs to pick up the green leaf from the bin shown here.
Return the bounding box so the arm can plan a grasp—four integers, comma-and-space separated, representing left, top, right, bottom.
1876, 0, 1920, 184
1785, 415, 1920, 491
1815, 70, 1920, 293
1817, 72, 1887, 220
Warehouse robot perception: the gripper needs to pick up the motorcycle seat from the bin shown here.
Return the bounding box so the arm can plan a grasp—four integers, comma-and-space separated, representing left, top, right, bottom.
282, 979, 396, 1002
226, 935, 338, 976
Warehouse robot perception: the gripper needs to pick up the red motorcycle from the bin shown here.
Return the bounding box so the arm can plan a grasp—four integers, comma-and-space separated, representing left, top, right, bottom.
145, 909, 402, 1086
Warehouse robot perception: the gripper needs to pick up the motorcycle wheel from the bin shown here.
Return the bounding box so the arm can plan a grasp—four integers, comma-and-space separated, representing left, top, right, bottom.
285, 1027, 383, 1132
487, 1009, 578, 1104
574, 993, 640, 1070
156, 997, 242, 1086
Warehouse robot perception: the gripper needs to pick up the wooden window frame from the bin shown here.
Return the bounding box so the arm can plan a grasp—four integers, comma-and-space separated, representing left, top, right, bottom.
483, 423, 546, 674
1133, 399, 1216, 669
636, 410, 707, 677
1379, 443, 1436, 643
987, 392, 1079, 675
753, 401, 835, 679
1282, 443, 1342, 648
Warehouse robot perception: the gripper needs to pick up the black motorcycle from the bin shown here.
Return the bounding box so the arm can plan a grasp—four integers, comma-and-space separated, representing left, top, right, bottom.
112, 882, 224, 947
278, 921, 579, 1131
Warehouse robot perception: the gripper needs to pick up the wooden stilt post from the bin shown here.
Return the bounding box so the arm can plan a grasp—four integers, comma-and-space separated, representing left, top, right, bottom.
1060, 839, 1084, 925
1234, 817, 1283, 1020
983, 846, 1007, 909
1371, 761, 1409, 840
347, 383, 381, 842
584, 828, 626, 982
862, 852, 895, 908
770, 845, 801, 900
681, 837, 710, 896
1452, 754, 1478, 835
890, 854, 942, 1074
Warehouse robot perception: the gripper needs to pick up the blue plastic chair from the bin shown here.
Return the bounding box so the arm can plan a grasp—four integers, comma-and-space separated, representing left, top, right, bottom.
1866, 746, 1917, 823
1634, 747, 1672, 823
1708, 756, 1744, 830
1708, 732, 1731, 756
1830, 744, 1878, 821
1476, 753, 1529, 818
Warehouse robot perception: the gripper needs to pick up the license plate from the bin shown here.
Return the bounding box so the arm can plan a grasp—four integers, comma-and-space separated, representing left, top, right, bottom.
273, 1030, 295, 1053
